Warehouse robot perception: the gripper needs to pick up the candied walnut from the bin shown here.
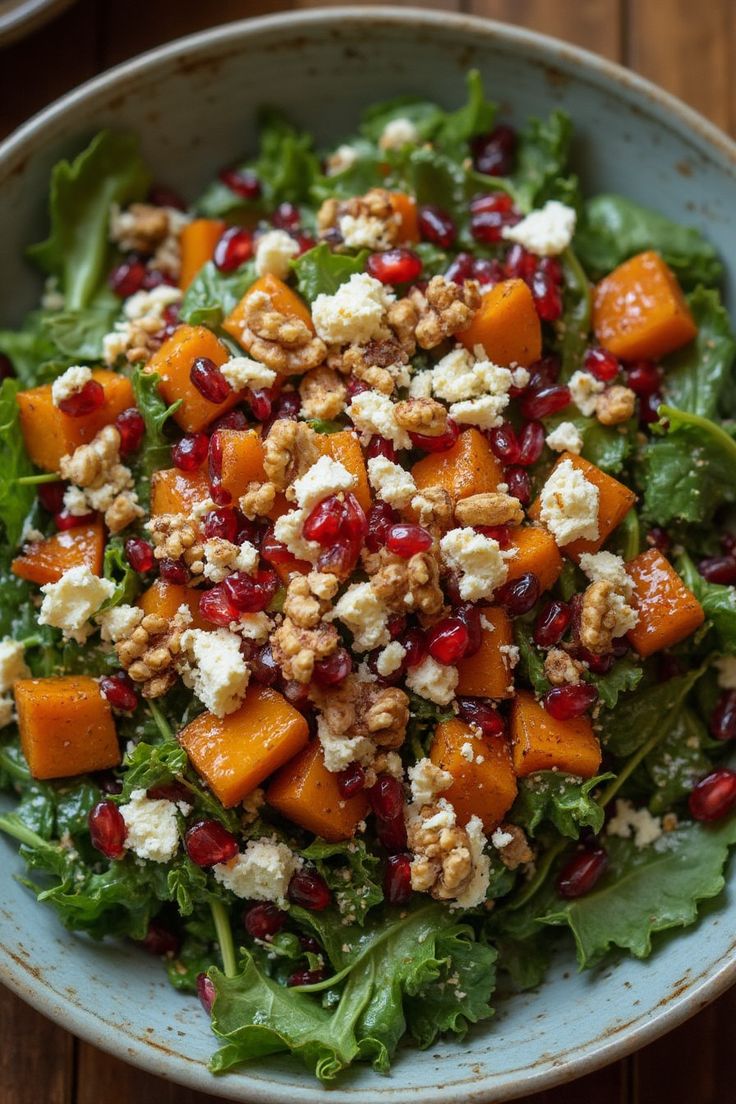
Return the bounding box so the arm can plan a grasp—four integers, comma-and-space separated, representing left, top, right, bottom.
335, 341, 403, 395
394, 397, 448, 437
109, 203, 169, 255
105, 490, 144, 534
149, 513, 204, 575
299, 367, 347, 421
364, 687, 410, 749
283, 575, 328, 629
543, 647, 583, 687
407, 803, 475, 900
454, 492, 524, 528
306, 570, 340, 601
317, 188, 401, 250
270, 616, 339, 684
364, 547, 445, 620
386, 298, 419, 356
60, 424, 120, 487
410, 276, 481, 349
59, 425, 143, 533
235, 290, 326, 375
494, 823, 534, 870
115, 608, 190, 699
311, 674, 409, 750
263, 419, 320, 493
239, 480, 277, 519
579, 579, 620, 655
408, 486, 455, 535
595, 385, 636, 426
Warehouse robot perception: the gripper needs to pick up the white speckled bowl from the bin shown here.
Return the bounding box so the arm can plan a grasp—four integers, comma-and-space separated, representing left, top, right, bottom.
0, 9, 734, 1101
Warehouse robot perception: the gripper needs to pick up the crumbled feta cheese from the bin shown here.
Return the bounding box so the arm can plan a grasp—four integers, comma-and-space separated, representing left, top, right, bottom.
367, 456, 416, 509
381, 751, 405, 780
306, 570, 338, 601
232, 612, 272, 643
422, 797, 457, 832
38, 566, 115, 644
96, 603, 144, 643
326, 144, 359, 176
347, 390, 412, 450
273, 508, 321, 562
242, 787, 266, 823
450, 394, 509, 430
569, 370, 605, 416
405, 656, 458, 706
500, 643, 520, 669
312, 273, 394, 346
51, 365, 92, 408
120, 788, 180, 863
440, 528, 508, 602
0, 696, 14, 729
375, 640, 407, 677
123, 283, 182, 321
202, 538, 259, 583
103, 285, 182, 366
293, 455, 356, 513
716, 655, 736, 689
408, 370, 434, 399
180, 628, 250, 717
62, 485, 92, 516
339, 213, 394, 251
579, 551, 633, 595
254, 229, 299, 279
491, 827, 514, 850
328, 582, 390, 651
607, 798, 663, 849
460, 741, 474, 762
431, 346, 515, 404
213, 839, 302, 905
0, 639, 29, 693
220, 356, 276, 392
41, 275, 65, 311
452, 815, 491, 909
379, 117, 420, 150
502, 200, 577, 257
546, 420, 584, 455
539, 459, 600, 546
317, 714, 375, 772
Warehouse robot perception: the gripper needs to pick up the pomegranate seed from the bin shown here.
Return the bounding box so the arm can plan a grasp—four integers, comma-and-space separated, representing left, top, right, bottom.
54, 509, 96, 530
88, 801, 127, 859
476, 524, 512, 549
38, 481, 66, 514
445, 252, 475, 285
196, 972, 216, 1014
202, 507, 237, 543
234, 512, 266, 548
504, 242, 537, 282
214, 226, 254, 272
584, 347, 619, 382
140, 920, 180, 957
244, 902, 287, 940
288, 968, 327, 987
109, 257, 146, 297
418, 205, 456, 248
261, 527, 294, 566
456, 697, 505, 736
172, 432, 209, 471
520, 385, 571, 420
142, 269, 176, 292
246, 387, 272, 422
698, 555, 736, 585
488, 422, 520, 464
386, 523, 433, 558
125, 537, 154, 573
471, 124, 517, 176
113, 407, 146, 456
689, 768, 736, 821
251, 644, 279, 685
626, 360, 661, 396
303, 495, 348, 544
96, 771, 123, 795
365, 501, 397, 552
409, 419, 459, 453
263, 391, 301, 434
472, 257, 504, 286
557, 847, 608, 898
218, 167, 261, 199
454, 603, 482, 657
505, 466, 531, 504
312, 647, 352, 688
185, 820, 239, 867
401, 626, 427, 669
722, 532, 736, 554
534, 600, 571, 647
524, 354, 561, 393
223, 569, 278, 613
346, 375, 369, 399
387, 615, 407, 640
646, 526, 671, 553
544, 683, 599, 720
470, 193, 519, 244
209, 411, 246, 435
366, 248, 422, 285
281, 679, 311, 708
294, 233, 316, 255
376, 813, 408, 853
366, 435, 396, 462
495, 572, 540, 616
209, 476, 231, 507
271, 201, 301, 230
639, 391, 663, 425
147, 781, 191, 803
288, 868, 332, 911
199, 583, 240, 626
148, 183, 187, 210
657, 653, 683, 682
337, 762, 366, 798
578, 647, 615, 675
426, 617, 469, 665
710, 692, 736, 741
159, 558, 189, 584
384, 853, 413, 905
100, 672, 138, 712
517, 421, 545, 466
190, 357, 231, 405
531, 266, 563, 322
369, 774, 404, 822
58, 379, 105, 417
0, 353, 13, 382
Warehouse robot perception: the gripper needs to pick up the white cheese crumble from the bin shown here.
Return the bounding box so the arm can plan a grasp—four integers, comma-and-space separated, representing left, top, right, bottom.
500, 643, 520, 669
202, 538, 259, 583
328, 582, 390, 651
0, 639, 29, 693
431, 345, 523, 403
293, 455, 356, 513
339, 213, 394, 252
408, 758, 453, 806
220, 356, 276, 392
120, 788, 180, 863
179, 627, 250, 718
326, 144, 359, 176
254, 229, 299, 279
367, 455, 417, 509
502, 200, 577, 256
317, 714, 375, 773
607, 798, 663, 849
539, 459, 600, 546
0, 697, 14, 729
51, 365, 92, 408
546, 420, 584, 455
569, 370, 605, 416
102, 285, 182, 366
460, 741, 475, 762
491, 827, 514, 850
38, 566, 115, 644
312, 273, 394, 346
405, 656, 458, 706
579, 551, 639, 637
715, 655, 736, 689
347, 390, 412, 450
96, 603, 143, 643
451, 815, 491, 909
379, 117, 420, 150
375, 640, 407, 677
439, 528, 509, 602
273, 508, 321, 563
408, 370, 433, 399
231, 612, 272, 643
213, 839, 302, 906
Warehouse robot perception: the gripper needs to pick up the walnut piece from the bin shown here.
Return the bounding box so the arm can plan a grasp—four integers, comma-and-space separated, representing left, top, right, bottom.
149, 513, 204, 575
364, 547, 445, 621
394, 397, 448, 436
410, 276, 481, 349
59, 424, 143, 534
595, 385, 636, 426
115, 608, 191, 698
453, 492, 524, 528
494, 823, 534, 870
234, 289, 326, 374
270, 616, 339, 684
407, 803, 475, 900
109, 202, 186, 279
579, 579, 620, 655
239, 480, 277, 519
282, 575, 327, 629
311, 674, 409, 751
317, 188, 401, 250
543, 647, 583, 686
263, 419, 320, 493
299, 367, 347, 420
364, 687, 410, 749
407, 487, 455, 535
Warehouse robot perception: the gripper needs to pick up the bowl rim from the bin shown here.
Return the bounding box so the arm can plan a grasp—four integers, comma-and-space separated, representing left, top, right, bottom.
1, 7, 735, 1101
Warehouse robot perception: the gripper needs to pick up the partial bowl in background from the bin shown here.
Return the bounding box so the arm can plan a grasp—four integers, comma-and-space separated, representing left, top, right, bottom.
0, 0, 76, 47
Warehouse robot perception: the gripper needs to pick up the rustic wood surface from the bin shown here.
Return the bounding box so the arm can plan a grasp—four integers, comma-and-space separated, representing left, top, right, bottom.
1, 1, 735, 1100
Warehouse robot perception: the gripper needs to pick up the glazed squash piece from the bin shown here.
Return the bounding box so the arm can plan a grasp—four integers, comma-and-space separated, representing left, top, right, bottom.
219, 428, 267, 499
455, 606, 515, 699
504, 525, 563, 593
593, 250, 697, 361
459, 278, 542, 368
510, 690, 602, 778
430, 718, 517, 831
179, 218, 226, 290
150, 463, 210, 517
11, 520, 104, 585
313, 429, 371, 513
267, 738, 369, 841
138, 578, 211, 632
389, 192, 420, 243
179, 684, 309, 807
625, 548, 705, 657
146, 324, 241, 434
15, 675, 120, 780
223, 273, 314, 355
412, 427, 503, 501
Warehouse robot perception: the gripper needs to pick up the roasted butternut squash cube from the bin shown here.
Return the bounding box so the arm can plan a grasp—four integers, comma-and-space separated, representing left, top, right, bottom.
15, 676, 120, 780
150, 463, 210, 517
146, 325, 239, 434
267, 739, 369, 841
219, 428, 266, 499
16, 369, 134, 472
412, 428, 503, 501
390, 192, 420, 243
593, 250, 697, 361
505, 525, 563, 593
313, 429, 371, 513
11, 520, 104, 585
138, 578, 211, 632
430, 718, 517, 831
179, 218, 226, 290
223, 274, 314, 357
455, 606, 515, 699
459, 278, 542, 367
625, 548, 705, 657
179, 684, 309, 807
510, 690, 602, 778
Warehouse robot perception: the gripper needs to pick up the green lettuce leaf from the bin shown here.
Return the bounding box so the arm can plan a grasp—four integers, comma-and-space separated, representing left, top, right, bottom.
662, 288, 736, 419
293, 243, 368, 303
513, 621, 549, 695
101, 536, 142, 609
677, 551, 736, 651
40, 288, 120, 360
555, 247, 592, 380
0, 378, 36, 547
180, 261, 257, 328
600, 666, 705, 758
0, 316, 58, 388
300, 838, 382, 924
588, 654, 643, 710
511, 772, 610, 838
644, 707, 719, 814
510, 110, 578, 212
130, 368, 181, 505
404, 926, 496, 1048
406, 693, 454, 758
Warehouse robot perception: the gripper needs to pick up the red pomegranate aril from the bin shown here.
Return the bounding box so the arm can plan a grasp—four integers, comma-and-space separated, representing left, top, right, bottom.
272, 201, 301, 230
418, 204, 456, 248
109, 257, 147, 297
317, 539, 361, 582
369, 774, 404, 822
456, 697, 505, 736
337, 762, 366, 798
689, 768, 736, 821
199, 583, 240, 626
557, 847, 608, 898
384, 853, 413, 905
454, 602, 482, 657
288, 967, 327, 987
140, 920, 181, 957
626, 359, 661, 396
209, 475, 231, 507
288, 868, 332, 911
544, 683, 599, 720
401, 626, 427, 669
520, 384, 571, 420
387, 615, 407, 640
534, 600, 571, 647
218, 166, 261, 199
249, 643, 278, 686
346, 375, 369, 399
313, 647, 353, 689
115, 407, 145, 455
185, 820, 239, 867
646, 526, 671, 554
366, 501, 397, 552
246, 387, 273, 422
282, 679, 312, 709
722, 532, 736, 554
190, 356, 232, 404
470, 193, 519, 244
488, 422, 520, 464
38, 480, 66, 514
472, 257, 504, 286
639, 391, 663, 425
504, 242, 537, 283
202, 507, 238, 543
376, 813, 408, 853
427, 617, 469, 665
445, 252, 475, 285
657, 653, 683, 682
214, 226, 254, 273
54, 509, 96, 530
584, 346, 619, 382
710, 691, 736, 742
524, 354, 561, 393
386, 523, 433, 558
142, 269, 176, 292
409, 418, 459, 454
224, 568, 278, 613
517, 420, 545, 466
698, 555, 736, 585
100, 672, 138, 712
211, 409, 247, 434
159, 558, 189, 584
578, 647, 615, 675
148, 183, 187, 210
367, 248, 422, 285
261, 527, 294, 566
208, 430, 224, 480
88, 801, 127, 859
96, 771, 123, 795
505, 466, 531, 505
476, 524, 512, 549
495, 572, 540, 616
531, 267, 563, 322
366, 435, 396, 462
172, 432, 209, 472
303, 494, 347, 544
244, 902, 287, 940
125, 537, 154, 574
471, 123, 517, 176
58, 379, 105, 417
147, 780, 191, 803
196, 972, 216, 1014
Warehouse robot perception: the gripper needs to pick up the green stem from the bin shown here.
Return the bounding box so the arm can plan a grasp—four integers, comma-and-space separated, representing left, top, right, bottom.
16, 473, 61, 485
619, 508, 640, 562
148, 700, 173, 741
507, 836, 568, 912
659, 404, 736, 465
210, 900, 237, 979
0, 813, 54, 851
0, 747, 30, 783
598, 730, 665, 809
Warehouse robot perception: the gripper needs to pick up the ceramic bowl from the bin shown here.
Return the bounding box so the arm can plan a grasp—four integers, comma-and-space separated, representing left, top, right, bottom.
0, 9, 734, 1101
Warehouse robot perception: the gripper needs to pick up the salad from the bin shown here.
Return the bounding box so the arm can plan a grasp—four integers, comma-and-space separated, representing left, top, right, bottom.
0, 72, 735, 1083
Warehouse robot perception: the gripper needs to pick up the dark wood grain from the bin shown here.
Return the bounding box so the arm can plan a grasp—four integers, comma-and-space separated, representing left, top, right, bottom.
0, 986, 74, 1104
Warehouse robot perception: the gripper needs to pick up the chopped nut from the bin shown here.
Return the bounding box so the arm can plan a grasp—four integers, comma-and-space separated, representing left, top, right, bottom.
263, 419, 320, 492
60, 424, 120, 487
393, 397, 448, 437
407, 803, 475, 900
317, 188, 401, 251
543, 647, 583, 686
299, 367, 347, 421
110, 202, 169, 255
59, 425, 143, 533
232, 289, 326, 374
311, 673, 409, 751
494, 823, 533, 870
282, 575, 326, 629
270, 616, 339, 683
364, 546, 445, 621
306, 570, 340, 601
410, 275, 481, 349
595, 385, 636, 426
364, 687, 410, 749
407, 487, 455, 535
115, 605, 191, 698
579, 580, 619, 655
149, 513, 204, 574
105, 491, 144, 534
453, 492, 524, 528
239, 480, 277, 519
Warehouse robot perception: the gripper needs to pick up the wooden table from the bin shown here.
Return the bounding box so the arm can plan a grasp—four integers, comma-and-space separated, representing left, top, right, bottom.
1, 1, 734, 1100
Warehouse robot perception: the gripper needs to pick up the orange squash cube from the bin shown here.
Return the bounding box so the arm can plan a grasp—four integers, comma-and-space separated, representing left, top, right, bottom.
146, 325, 240, 434
16, 369, 134, 472
179, 684, 309, 807
267, 739, 369, 841
223, 274, 314, 356
11, 520, 104, 585
179, 218, 226, 290
593, 250, 697, 361
505, 525, 563, 593
625, 548, 705, 657
412, 428, 503, 501
510, 690, 602, 778
138, 578, 211, 632
150, 463, 210, 517
459, 279, 542, 368
15, 675, 120, 780
430, 718, 517, 831
456, 606, 515, 699
219, 428, 266, 502
313, 429, 371, 513
390, 192, 420, 243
